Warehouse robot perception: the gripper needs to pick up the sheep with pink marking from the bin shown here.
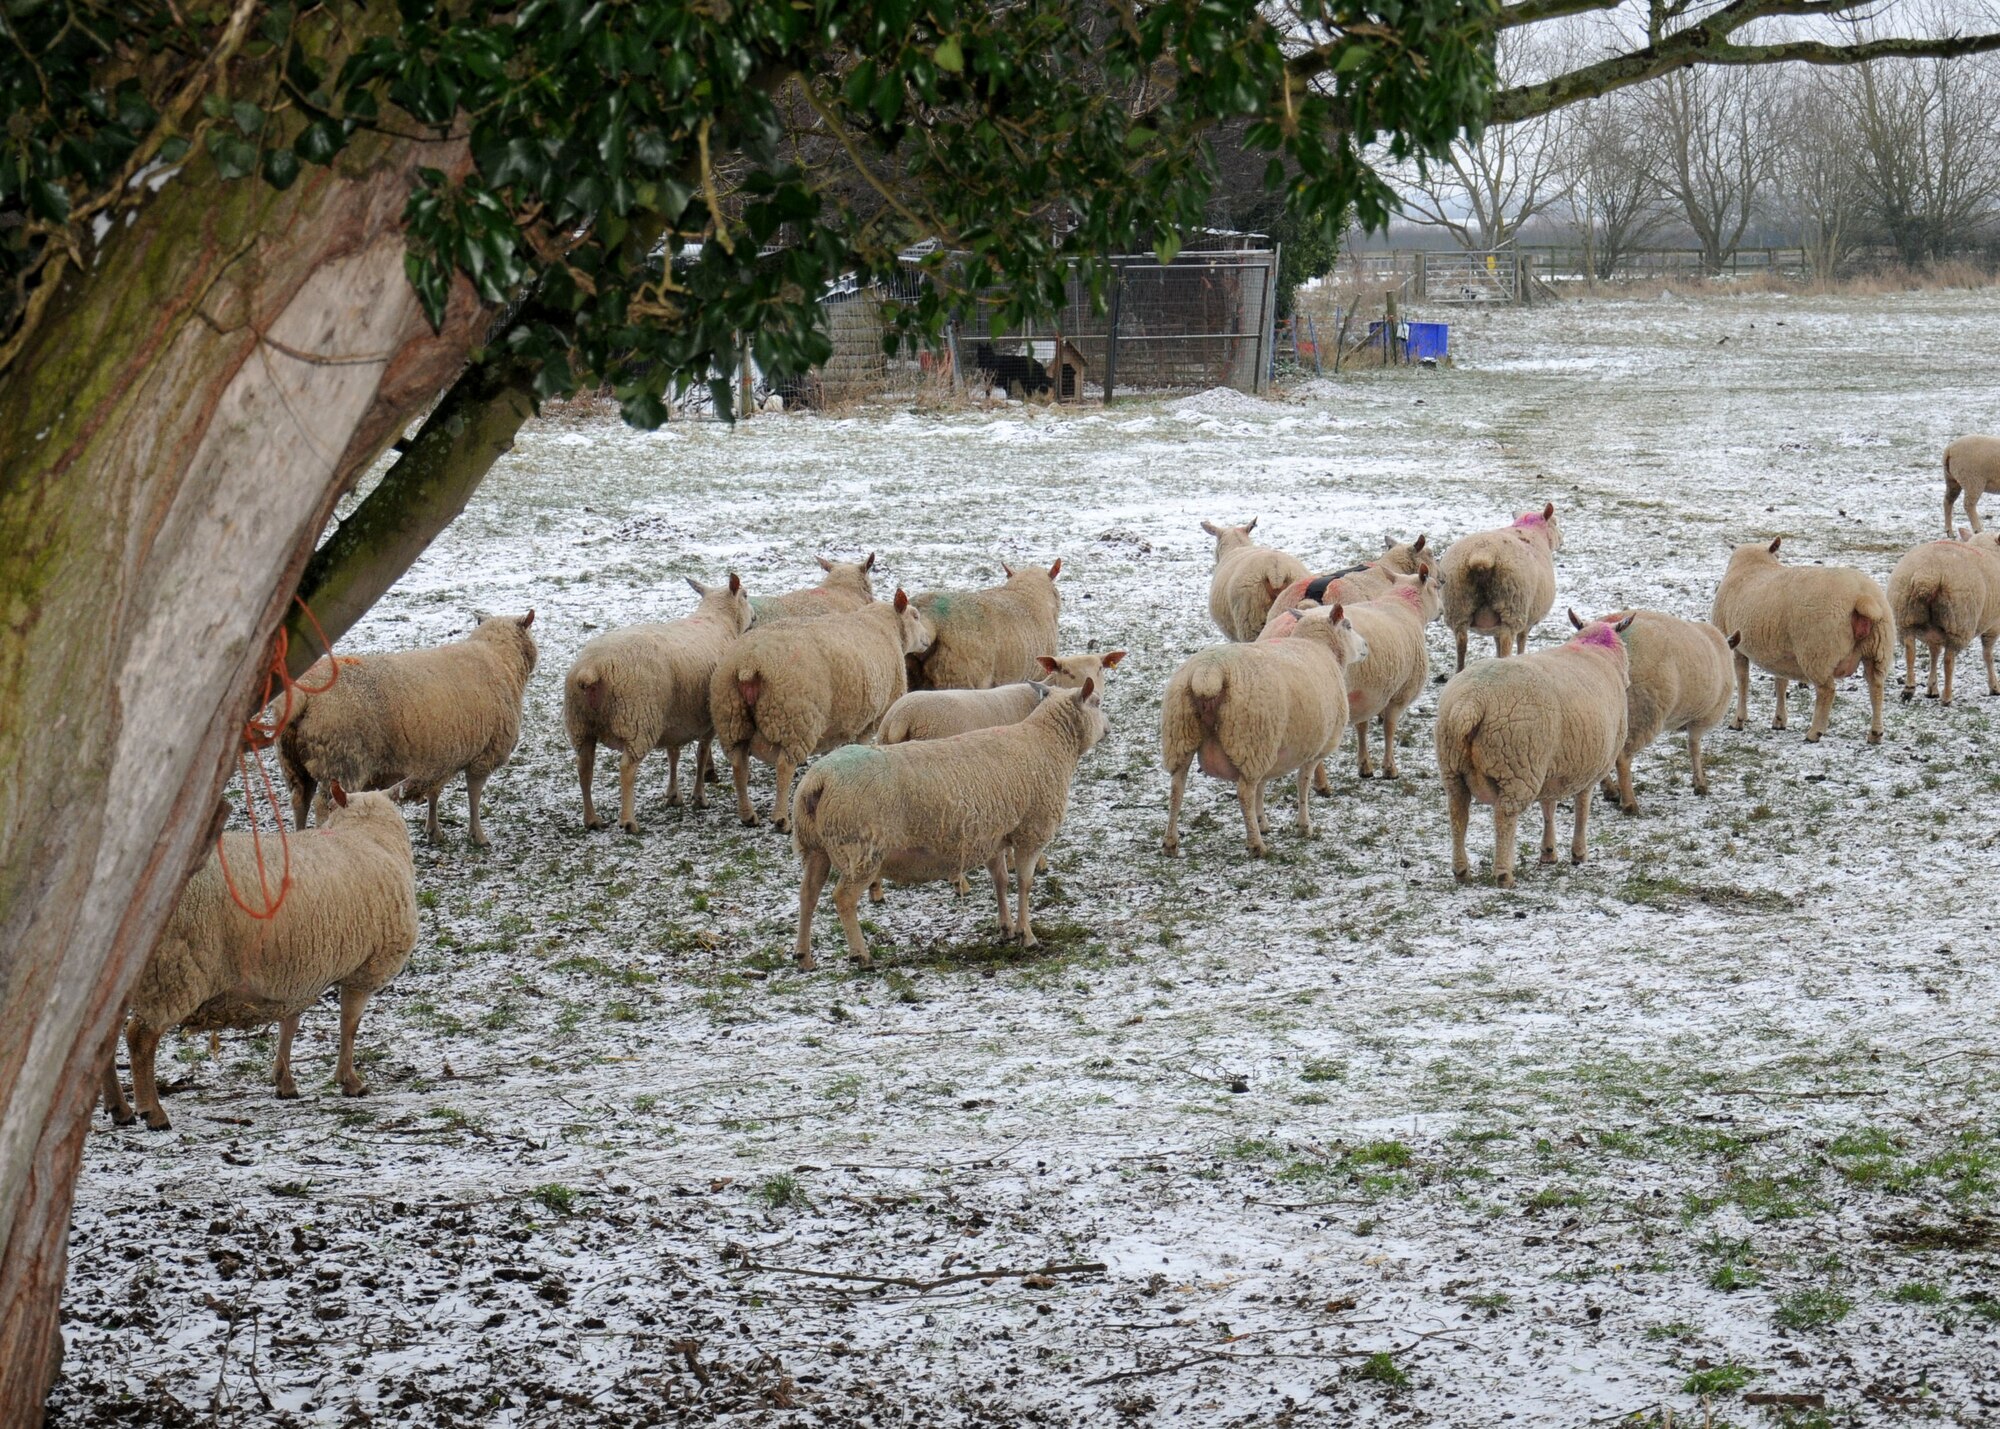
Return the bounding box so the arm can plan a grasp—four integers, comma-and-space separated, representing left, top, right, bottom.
1887, 530, 2000, 705
1438, 503, 1562, 670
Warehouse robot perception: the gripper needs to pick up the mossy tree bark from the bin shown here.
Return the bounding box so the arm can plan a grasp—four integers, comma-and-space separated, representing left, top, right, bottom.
0, 129, 493, 1418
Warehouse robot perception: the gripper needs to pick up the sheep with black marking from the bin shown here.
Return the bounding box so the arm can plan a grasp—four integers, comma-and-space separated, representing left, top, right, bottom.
749, 554, 876, 624
1262, 535, 1431, 628
1887, 530, 2000, 705
1943, 435, 1999, 536
1203, 519, 1310, 642
791, 680, 1109, 969
910, 559, 1063, 689
710, 592, 935, 831
1435, 615, 1632, 887
564, 574, 753, 832
1711, 537, 1894, 743
104, 786, 418, 1131
1162, 606, 1368, 857
1566, 608, 1735, 813
278, 611, 538, 848
1439, 503, 1562, 670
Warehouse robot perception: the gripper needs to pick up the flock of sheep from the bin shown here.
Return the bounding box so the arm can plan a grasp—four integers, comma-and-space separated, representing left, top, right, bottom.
96, 433, 2000, 1132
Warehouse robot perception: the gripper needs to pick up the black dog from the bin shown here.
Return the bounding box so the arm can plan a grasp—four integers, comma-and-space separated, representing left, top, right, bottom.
972, 342, 1052, 399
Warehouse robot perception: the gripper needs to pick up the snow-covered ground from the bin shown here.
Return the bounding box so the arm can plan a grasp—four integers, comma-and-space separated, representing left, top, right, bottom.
56, 288, 2000, 1427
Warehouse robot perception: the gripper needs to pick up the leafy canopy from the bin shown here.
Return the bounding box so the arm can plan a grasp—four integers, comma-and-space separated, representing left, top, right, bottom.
2, 0, 1497, 419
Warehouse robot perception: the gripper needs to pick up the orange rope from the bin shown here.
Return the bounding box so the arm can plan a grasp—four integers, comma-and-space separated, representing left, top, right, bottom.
218, 597, 343, 920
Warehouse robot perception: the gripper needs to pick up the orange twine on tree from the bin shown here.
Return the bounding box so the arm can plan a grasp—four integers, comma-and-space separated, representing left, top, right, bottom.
217, 597, 344, 920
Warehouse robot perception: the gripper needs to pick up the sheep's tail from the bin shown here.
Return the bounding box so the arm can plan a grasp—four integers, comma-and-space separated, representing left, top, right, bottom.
1188, 662, 1226, 732
790, 767, 826, 858
733, 661, 765, 724
1853, 590, 1896, 664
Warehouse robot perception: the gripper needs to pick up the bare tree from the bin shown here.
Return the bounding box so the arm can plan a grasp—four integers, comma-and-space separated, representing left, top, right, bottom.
1395, 31, 1577, 248
1557, 91, 1670, 281
1849, 52, 2000, 263
1639, 65, 1783, 273
1779, 72, 1869, 279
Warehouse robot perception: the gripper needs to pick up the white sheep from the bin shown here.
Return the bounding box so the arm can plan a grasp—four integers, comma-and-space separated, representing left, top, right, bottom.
1438, 503, 1563, 670
750, 554, 876, 623
1203, 519, 1310, 641
911, 559, 1063, 688
278, 611, 538, 848
710, 591, 935, 831
1943, 435, 1998, 536
1263, 535, 1431, 628
1711, 537, 1895, 743
104, 786, 418, 1131
1566, 608, 1735, 813
877, 651, 1126, 745
1887, 530, 2000, 705
1435, 615, 1633, 887
1161, 606, 1368, 857
1334, 567, 1441, 782
791, 680, 1109, 969
564, 574, 753, 832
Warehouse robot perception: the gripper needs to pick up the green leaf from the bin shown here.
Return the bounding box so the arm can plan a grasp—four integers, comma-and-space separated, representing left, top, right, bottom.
263, 147, 301, 190
26, 178, 71, 224
157, 136, 191, 166
1154, 230, 1182, 265
231, 102, 265, 136
1125, 126, 1156, 150
296, 120, 342, 165
205, 131, 259, 182
934, 37, 963, 73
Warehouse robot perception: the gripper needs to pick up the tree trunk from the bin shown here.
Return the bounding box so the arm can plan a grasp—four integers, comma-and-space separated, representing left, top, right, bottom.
0, 133, 488, 1419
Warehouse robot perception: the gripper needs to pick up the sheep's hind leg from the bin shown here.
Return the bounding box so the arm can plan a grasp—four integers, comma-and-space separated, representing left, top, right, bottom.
101, 1054, 134, 1126
1538, 800, 1558, 865
1864, 658, 1885, 743
1730, 650, 1750, 730
1689, 729, 1710, 795
1446, 776, 1472, 884
772, 754, 799, 833
1496, 629, 1516, 659
832, 876, 873, 968
795, 850, 831, 970
1237, 780, 1265, 857
1805, 682, 1835, 742
577, 739, 607, 830
465, 770, 493, 848
1901, 638, 1918, 702
1163, 756, 1191, 854
618, 752, 643, 834
693, 740, 714, 808
335, 986, 374, 1097
1926, 643, 1940, 699
1295, 767, 1314, 838
423, 788, 444, 844
1614, 754, 1637, 814
1454, 628, 1468, 672
1982, 633, 1999, 695
1380, 712, 1401, 779
1491, 808, 1521, 889
987, 855, 1013, 938
1013, 844, 1046, 948
1942, 649, 1958, 707
128, 1021, 170, 1132
1967, 488, 1984, 534
1354, 719, 1372, 779
1571, 786, 1593, 865
275, 1014, 301, 1099
1771, 676, 1790, 731
730, 748, 758, 825
662, 743, 682, 809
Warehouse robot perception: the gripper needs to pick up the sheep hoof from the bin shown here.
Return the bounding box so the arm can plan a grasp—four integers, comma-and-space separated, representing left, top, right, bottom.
739, 813, 760, 827
470, 833, 492, 850
1571, 852, 1587, 866
1496, 873, 1515, 889
619, 820, 642, 836
341, 1080, 369, 1098
1805, 731, 1822, 744
1728, 719, 1745, 732
797, 950, 817, 972
1452, 867, 1470, 884
276, 1080, 300, 1101
1247, 843, 1267, 859
1693, 783, 1709, 797
1020, 933, 1040, 950
1901, 687, 1915, 703
772, 819, 790, 834
1538, 850, 1557, 865
1940, 698, 1953, 709
1162, 837, 1179, 856
1621, 801, 1638, 816
584, 815, 607, 831
1867, 730, 1883, 744
143, 1112, 171, 1132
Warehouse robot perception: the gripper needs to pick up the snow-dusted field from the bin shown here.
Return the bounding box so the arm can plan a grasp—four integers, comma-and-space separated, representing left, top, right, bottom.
56, 288, 2000, 1428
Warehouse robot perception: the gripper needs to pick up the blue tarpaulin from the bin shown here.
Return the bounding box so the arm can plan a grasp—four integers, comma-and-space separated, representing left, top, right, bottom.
1365, 321, 1450, 362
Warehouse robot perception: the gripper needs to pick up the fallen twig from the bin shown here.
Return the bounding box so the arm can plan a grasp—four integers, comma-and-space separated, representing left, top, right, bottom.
1709, 1088, 1886, 1100
738, 1259, 1107, 1294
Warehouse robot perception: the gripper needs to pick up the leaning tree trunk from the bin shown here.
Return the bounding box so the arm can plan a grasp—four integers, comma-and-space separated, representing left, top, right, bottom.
0, 131, 491, 1418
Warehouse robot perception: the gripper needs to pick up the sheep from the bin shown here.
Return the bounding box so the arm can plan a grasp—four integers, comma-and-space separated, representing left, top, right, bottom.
564, 574, 753, 833
1565, 608, 1735, 813
877, 651, 1126, 745
1434, 615, 1633, 887
1943, 435, 1999, 536
873, 650, 1126, 897
1887, 530, 2000, 705
1438, 503, 1563, 670
749, 554, 876, 624
1711, 537, 1894, 744
790, 680, 1109, 969
105, 786, 418, 1131
910, 559, 1063, 689
1161, 605, 1368, 857
278, 611, 538, 848
1334, 567, 1442, 782
710, 591, 935, 831
1203, 519, 1310, 641
1262, 535, 1431, 628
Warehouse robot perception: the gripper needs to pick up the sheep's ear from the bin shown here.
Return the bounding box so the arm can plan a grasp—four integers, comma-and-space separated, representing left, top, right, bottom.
518, 610, 535, 629
1262, 576, 1282, 602
1417, 562, 1433, 581
894, 588, 909, 612
1327, 603, 1344, 624
1200, 519, 1221, 537
863, 551, 877, 571
329, 780, 349, 809
816, 556, 834, 572
686, 577, 708, 596
1035, 656, 1059, 674
472, 608, 493, 623
1728, 631, 1742, 648
1413, 533, 1427, 553
1047, 557, 1062, 580
1960, 526, 1973, 541
1101, 650, 1127, 668
1568, 607, 1585, 629
1542, 502, 1555, 521
1244, 516, 1259, 534
1002, 562, 1014, 578
728, 572, 742, 594
1074, 677, 1097, 705
1380, 535, 1394, 550
1614, 614, 1635, 633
